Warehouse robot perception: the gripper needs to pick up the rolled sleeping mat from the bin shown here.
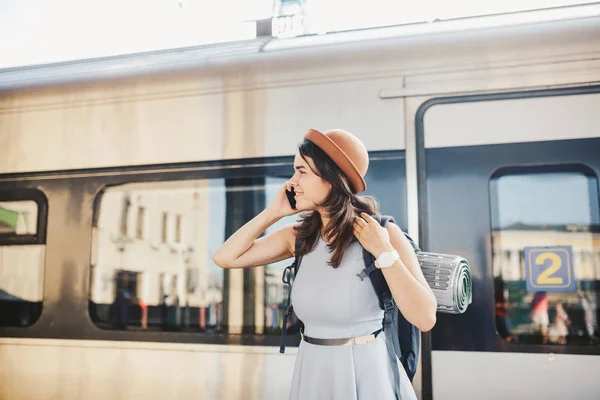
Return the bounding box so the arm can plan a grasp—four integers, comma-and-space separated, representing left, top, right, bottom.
417, 252, 472, 314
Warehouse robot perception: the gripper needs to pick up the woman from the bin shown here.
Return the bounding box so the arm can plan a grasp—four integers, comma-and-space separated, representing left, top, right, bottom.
213, 128, 437, 400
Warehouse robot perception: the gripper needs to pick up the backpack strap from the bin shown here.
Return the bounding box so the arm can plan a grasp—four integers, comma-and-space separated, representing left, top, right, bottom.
279, 236, 303, 354
358, 215, 402, 398
358, 215, 395, 308
358, 215, 423, 389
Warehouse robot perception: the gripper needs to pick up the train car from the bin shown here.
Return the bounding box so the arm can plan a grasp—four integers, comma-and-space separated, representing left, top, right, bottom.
1, 7, 599, 400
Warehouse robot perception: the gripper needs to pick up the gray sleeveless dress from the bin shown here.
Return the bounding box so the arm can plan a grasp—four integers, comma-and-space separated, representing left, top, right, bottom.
289, 237, 417, 400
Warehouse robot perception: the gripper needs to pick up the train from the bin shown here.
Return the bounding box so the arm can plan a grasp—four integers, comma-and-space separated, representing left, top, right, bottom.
1, 7, 599, 400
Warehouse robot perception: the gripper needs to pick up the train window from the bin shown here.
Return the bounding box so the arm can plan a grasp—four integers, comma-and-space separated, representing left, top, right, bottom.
490, 165, 600, 346
89, 153, 407, 334
0, 195, 47, 327
88, 178, 304, 333
89, 181, 225, 332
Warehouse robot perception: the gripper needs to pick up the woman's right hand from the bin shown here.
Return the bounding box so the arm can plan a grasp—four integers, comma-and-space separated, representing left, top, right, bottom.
268, 181, 299, 218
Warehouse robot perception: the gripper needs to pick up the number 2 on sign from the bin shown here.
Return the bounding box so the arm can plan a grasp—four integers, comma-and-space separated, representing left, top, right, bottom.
536, 252, 563, 285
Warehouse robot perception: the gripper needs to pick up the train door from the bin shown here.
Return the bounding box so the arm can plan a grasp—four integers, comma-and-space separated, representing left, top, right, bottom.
415, 86, 600, 400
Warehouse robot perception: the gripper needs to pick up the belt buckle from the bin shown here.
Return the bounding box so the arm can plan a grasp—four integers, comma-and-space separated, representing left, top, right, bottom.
352, 334, 374, 345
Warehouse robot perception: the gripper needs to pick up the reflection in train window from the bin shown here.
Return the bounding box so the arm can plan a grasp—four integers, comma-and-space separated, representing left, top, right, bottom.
263, 177, 301, 334
88, 153, 407, 334
0, 199, 45, 326
490, 166, 600, 345
88, 178, 310, 333
0, 201, 38, 236
89, 180, 226, 332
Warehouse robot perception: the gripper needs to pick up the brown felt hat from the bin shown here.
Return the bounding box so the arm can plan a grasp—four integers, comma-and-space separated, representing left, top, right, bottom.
304, 128, 369, 194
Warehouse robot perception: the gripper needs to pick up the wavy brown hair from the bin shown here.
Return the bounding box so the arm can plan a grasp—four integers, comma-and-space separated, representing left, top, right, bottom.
294, 140, 379, 268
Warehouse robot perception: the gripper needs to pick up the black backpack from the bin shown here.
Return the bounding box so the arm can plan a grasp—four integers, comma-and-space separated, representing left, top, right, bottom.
279, 215, 421, 387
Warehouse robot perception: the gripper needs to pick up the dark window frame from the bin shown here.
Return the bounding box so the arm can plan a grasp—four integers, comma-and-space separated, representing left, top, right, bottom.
0, 189, 48, 246
0, 188, 48, 328
489, 162, 600, 345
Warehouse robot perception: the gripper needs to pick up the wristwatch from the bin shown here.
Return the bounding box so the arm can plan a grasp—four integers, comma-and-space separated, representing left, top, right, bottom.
375, 250, 399, 269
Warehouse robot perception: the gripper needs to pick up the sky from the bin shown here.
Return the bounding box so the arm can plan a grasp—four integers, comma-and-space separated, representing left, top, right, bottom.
0, 0, 596, 69
493, 173, 600, 229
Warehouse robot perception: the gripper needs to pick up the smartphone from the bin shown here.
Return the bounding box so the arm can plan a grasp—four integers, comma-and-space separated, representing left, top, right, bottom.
285, 186, 297, 209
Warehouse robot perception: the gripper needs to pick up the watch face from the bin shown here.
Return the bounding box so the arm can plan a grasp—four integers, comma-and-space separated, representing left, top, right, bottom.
381, 254, 393, 265
378, 251, 398, 268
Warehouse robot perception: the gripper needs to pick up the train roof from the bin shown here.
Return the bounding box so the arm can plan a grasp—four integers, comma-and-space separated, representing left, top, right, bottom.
1, 4, 600, 91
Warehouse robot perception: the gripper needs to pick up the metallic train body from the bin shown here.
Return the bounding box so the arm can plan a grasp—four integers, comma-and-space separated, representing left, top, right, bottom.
1, 10, 600, 400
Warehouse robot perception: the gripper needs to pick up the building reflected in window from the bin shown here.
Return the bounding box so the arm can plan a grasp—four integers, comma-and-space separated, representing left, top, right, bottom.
90, 181, 223, 332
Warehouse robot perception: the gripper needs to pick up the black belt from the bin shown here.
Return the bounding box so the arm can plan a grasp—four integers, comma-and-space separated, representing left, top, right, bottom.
301, 329, 383, 346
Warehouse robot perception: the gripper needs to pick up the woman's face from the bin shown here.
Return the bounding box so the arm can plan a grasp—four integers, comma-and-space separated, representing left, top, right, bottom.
291, 153, 332, 211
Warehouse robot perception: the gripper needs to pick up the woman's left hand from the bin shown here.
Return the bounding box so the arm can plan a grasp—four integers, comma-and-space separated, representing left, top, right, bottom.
353, 213, 393, 258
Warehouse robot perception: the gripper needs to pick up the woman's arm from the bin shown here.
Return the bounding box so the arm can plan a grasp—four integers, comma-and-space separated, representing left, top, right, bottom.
213, 183, 298, 269
353, 213, 437, 332
213, 210, 296, 269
